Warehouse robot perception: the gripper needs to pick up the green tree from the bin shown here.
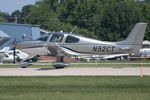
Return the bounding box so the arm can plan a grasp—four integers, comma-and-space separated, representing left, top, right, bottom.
12, 0, 150, 41
0, 11, 8, 22
140, 2, 150, 40
99, 2, 143, 41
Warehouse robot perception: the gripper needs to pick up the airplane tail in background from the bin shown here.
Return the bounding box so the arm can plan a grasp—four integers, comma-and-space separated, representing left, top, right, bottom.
0, 30, 10, 45
2, 47, 10, 52
117, 23, 147, 53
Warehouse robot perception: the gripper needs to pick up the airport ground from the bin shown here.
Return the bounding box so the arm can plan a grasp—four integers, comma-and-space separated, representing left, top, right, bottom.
0, 76, 150, 100
0, 60, 150, 100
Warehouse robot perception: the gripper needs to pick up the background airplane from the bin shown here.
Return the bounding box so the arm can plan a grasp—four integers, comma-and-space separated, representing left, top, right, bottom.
79, 53, 129, 62
0, 47, 29, 64
13, 23, 147, 68
0, 30, 10, 63
0, 30, 10, 46
140, 48, 150, 57
132, 48, 150, 57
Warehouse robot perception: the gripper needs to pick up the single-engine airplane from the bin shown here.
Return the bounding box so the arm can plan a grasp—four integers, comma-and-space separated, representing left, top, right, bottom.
13, 23, 147, 68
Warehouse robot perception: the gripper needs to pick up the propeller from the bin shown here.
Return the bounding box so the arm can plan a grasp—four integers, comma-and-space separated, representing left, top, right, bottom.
12, 37, 16, 64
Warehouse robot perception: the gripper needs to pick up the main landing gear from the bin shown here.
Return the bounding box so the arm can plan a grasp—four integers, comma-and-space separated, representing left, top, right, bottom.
52, 56, 70, 69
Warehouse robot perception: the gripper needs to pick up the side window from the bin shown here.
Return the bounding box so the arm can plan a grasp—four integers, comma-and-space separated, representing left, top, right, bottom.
50, 34, 64, 42
65, 36, 79, 43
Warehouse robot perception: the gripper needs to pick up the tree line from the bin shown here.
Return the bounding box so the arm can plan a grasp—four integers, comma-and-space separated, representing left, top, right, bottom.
0, 0, 150, 41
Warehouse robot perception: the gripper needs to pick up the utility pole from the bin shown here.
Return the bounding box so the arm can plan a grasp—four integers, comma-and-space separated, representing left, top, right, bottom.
15, 15, 18, 24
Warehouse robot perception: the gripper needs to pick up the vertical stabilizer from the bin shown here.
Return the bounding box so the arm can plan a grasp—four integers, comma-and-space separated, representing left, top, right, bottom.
120, 23, 147, 45
117, 23, 147, 53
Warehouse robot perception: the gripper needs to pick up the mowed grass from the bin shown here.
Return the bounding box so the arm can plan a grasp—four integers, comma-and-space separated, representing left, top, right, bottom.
0, 76, 150, 100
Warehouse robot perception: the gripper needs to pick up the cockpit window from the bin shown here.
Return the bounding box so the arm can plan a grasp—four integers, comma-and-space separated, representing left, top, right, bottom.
37, 34, 49, 41
65, 35, 80, 43
50, 34, 64, 42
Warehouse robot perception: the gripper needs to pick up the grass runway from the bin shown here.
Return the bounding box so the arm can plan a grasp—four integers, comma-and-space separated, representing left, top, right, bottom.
0, 76, 150, 100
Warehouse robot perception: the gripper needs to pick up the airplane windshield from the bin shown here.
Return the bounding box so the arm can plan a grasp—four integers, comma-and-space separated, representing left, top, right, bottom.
50, 34, 64, 42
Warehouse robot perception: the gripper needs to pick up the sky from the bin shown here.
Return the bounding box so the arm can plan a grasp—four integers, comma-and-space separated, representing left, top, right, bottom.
0, 0, 37, 14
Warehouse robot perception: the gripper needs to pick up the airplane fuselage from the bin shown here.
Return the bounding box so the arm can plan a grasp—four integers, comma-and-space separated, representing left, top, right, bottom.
15, 32, 136, 56
53, 33, 135, 56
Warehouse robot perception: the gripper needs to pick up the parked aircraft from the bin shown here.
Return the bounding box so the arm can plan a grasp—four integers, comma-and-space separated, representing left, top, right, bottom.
80, 53, 129, 62
0, 47, 30, 64
0, 47, 17, 63
5, 47, 29, 60
0, 30, 10, 63
12, 23, 147, 68
140, 48, 150, 57
0, 30, 10, 45
133, 48, 150, 57
101, 54, 129, 60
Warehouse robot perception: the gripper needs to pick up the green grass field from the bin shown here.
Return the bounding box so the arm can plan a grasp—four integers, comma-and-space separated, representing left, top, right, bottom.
0, 76, 150, 100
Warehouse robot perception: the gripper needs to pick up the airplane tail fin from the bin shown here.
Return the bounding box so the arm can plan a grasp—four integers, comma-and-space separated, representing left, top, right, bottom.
0, 30, 10, 45
117, 23, 147, 53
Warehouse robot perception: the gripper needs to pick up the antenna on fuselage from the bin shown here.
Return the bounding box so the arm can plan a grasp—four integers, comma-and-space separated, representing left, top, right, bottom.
70, 25, 78, 34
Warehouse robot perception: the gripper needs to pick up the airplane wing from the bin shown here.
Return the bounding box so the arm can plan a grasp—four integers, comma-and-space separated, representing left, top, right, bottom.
59, 46, 84, 56
45, 43, 92, 57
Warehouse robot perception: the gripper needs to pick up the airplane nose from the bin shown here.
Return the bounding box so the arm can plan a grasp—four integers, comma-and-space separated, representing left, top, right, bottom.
10, 40, 44, 49
15, 41, 34, 49
9, 41, 23, 49
15, 42, 24, 49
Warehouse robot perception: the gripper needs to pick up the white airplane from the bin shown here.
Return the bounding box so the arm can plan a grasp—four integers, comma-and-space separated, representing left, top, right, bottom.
12, 23, 147, 68
5, 47, 30, 60
100, 54, 129, 60
131, 47, 150, 57
140, 48, 150, 57
0, 47, 30, 64
0, 47, 17, 63
79, 53, 129, 62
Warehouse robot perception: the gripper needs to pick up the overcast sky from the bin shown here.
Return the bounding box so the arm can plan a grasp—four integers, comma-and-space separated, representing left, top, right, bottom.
0, 0, 37, 14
